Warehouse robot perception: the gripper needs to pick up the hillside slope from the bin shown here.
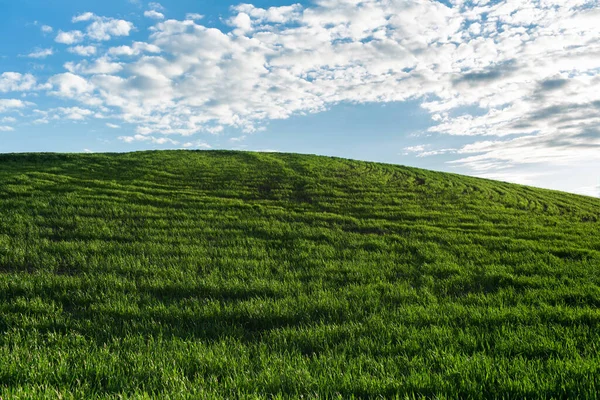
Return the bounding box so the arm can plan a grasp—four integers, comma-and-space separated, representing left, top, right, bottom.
0, 151, 599, 399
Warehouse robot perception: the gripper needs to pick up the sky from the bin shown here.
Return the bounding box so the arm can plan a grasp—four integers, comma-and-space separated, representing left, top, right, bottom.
0, 0, 599, 197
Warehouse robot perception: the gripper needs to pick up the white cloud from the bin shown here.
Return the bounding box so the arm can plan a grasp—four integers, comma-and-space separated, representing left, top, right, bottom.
0, 99, 34, 113
0, 126, 14, 132
47, 73, 95, 102
0, 72, 36, 92
119, 135, 135, 143
26, 48, 53, 59
229, 135, 246, 143
71, 13, 135, 41
449, 131, 600, 171
206, 126, 224, 134
1, 117, 17, 123
8, 0, 599, 178
72, 12, 96, 23
182, 140, 211, 148
65, 57, 123, 75
228, 12, 253, 33
41, 25, 53, 33
68, 45, 97, 56
403, 145, 427, 154
231, 3, 302, 24
185, 13, 204, 21
55, 30, 85, 44
108, 42, 161, 56
149, 2, 165, 11
118, 134, 179, 144
403, 144, 457, 157
468, 22, 481, 36
32, 110, 50, 125
144, 10, 165, 20
55, 106, 95, 120
106, 122, 120, 128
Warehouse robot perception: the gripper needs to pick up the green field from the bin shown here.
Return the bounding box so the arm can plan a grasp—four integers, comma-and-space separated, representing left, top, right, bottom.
0, 150, 599, 399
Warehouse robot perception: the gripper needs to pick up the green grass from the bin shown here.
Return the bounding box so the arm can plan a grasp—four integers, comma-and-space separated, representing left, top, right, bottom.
0, 150, 599, 399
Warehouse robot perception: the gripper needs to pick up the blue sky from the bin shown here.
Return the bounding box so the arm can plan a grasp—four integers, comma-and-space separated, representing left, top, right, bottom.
0, 0, 599, 197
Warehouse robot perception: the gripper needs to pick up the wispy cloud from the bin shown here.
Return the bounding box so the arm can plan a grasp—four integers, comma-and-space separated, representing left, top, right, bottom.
185, 13, 203, 21
229, 135, 247, 143
26, 48, 53, 58
182, 140, 211, 149
119, 134, 179, 145
148, 2, 165, 11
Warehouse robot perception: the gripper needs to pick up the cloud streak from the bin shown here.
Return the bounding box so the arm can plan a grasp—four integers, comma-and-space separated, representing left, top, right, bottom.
26, 48, 54, 58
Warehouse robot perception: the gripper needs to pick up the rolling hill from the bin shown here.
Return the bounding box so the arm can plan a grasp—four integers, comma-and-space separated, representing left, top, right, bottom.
0, 150, 599, 399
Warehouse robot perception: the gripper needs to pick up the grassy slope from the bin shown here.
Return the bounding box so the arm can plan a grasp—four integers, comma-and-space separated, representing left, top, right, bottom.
0, 150, 599, 399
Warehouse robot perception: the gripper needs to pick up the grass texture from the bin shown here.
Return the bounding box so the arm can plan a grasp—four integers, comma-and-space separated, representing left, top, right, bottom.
0, 150, 599, 399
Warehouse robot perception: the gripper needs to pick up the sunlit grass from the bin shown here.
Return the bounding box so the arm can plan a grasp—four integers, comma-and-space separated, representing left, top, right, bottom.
0, 150, 599, 398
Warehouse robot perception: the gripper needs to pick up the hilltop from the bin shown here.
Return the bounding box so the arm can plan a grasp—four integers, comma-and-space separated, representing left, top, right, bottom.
1, 151, 599, 398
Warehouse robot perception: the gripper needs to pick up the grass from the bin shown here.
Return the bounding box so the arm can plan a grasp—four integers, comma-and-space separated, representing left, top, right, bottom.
0, 150, 599, 399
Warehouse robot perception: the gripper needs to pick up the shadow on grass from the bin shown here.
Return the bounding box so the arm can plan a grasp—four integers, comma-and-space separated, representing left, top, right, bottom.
0, 280, 314, 345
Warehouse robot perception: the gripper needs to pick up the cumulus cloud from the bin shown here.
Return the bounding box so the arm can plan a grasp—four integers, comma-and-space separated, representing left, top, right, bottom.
9, 0, 600, 172
68, 13, 134, 41
54, 106, 95, 120
28, 107, 100, 123
55, 30, 85, 44
144, 10, 165, 20
0, 72, 37, 92
47, 73, 99, 106
41, 25, 53, 33
68, 45, 97, 56
108, 42, 161, 57
0, 99, 34, 113
50, 1, 465, 135
72, 12, 96, 23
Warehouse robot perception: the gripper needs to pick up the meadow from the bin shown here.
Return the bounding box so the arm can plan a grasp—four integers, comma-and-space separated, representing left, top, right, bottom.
0, 150, 599, 399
